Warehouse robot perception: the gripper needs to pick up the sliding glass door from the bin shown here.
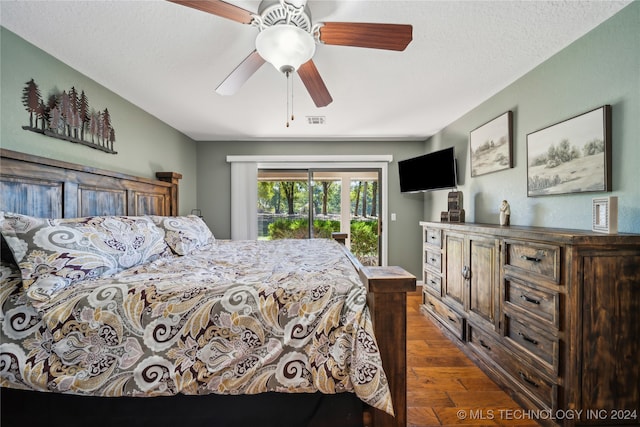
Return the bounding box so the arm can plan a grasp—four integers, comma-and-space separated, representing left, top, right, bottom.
257, 168, 381, 266
258, 169, 310, 238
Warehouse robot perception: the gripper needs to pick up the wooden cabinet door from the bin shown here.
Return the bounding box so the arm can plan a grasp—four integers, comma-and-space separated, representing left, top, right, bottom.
444, 232, 465, 312
468, 236, 500, 332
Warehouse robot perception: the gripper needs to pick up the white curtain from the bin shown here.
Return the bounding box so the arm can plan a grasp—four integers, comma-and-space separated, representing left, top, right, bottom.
230, 162, 257, 240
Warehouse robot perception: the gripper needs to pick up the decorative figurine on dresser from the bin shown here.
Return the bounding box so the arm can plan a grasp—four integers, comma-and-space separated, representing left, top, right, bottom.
499, 200, 510, 225
418, 220, 640, 426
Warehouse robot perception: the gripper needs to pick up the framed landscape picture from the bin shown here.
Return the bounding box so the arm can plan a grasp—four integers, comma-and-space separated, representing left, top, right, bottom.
527, 105, 611, 197
470, 111, 513, 177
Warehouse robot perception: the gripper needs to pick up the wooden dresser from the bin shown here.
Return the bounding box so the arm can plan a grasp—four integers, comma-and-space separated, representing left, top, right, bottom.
419, 221, 639, 426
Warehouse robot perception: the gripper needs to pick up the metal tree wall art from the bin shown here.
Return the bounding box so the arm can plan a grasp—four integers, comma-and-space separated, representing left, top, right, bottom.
21, 78, 117, 154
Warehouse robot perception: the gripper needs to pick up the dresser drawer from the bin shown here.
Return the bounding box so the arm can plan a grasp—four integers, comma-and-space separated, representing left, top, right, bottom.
501, 356, 557, 410
425, 249, 442, 272
425, 227, 442, 248
423, 270, 441, 295
504, 240, 560, 284
469, 323, 556, 410
504, 278, 560, 329
467, 323, 503, 362
504, 315, 558, 373
423, 293, 465, 340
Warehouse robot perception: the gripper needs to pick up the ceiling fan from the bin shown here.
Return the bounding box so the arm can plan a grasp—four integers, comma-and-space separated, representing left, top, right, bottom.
169, 0, 412, 108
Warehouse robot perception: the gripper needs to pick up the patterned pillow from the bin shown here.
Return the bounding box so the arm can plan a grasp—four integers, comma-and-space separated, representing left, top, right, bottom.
149, 215, 214, 255
0, 212, 171, 302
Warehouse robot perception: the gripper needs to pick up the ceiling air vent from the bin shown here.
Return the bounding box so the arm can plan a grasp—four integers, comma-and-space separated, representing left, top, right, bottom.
306, 116, 326, 125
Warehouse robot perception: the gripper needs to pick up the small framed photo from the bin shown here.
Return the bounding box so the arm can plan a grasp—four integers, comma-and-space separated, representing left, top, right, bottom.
592, 196, 618, 234
527, 105, 611, 197
470, 111, 513, 177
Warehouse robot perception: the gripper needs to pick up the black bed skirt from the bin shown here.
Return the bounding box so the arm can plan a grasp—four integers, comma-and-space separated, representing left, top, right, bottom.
0, 387, 364, 427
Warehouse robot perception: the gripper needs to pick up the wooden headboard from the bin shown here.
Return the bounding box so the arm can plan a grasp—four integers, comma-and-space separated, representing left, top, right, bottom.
0, 148, 181, 218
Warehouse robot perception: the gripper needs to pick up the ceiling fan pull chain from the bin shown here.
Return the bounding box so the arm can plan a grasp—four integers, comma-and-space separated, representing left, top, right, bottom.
286, 70, 291, 127
290, 70, 295, 123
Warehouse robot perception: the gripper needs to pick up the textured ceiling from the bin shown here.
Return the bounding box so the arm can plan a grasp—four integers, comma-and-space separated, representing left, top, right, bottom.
0, 0, 631, 142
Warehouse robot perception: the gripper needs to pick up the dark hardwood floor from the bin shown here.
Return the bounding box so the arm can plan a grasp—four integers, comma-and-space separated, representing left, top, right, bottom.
406, 289, 539, 427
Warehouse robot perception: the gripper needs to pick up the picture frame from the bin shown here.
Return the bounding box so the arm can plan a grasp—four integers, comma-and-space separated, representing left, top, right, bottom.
592, 196, 618, 234
527, 105, 611, 197
470, 111, 513, 177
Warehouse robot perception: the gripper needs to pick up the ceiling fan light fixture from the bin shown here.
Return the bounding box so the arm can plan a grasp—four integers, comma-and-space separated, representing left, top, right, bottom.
256, 25, 316, 73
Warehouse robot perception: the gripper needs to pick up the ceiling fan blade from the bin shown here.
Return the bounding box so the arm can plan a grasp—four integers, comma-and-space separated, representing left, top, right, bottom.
216, 50, 266, 96
297, 60, 333, 108
318, 22, 413, 51
168, 0, 254, 24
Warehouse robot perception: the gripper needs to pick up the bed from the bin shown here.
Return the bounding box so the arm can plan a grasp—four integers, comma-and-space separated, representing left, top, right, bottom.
0, 148, 415, 427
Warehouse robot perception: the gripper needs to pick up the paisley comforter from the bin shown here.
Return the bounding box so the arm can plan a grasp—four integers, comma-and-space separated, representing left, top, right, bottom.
0, 238, 393, 414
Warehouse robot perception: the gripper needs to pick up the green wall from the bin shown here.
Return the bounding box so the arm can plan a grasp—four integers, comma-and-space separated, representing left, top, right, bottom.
196, 140, 427, 276
0, 27, 198, 215
424, 2, 640, 233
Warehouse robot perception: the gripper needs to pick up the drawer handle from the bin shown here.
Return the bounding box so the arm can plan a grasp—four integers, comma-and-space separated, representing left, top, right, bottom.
479, 339, 491, 350
520, 255, 542, 263
430, 279, 438, 285
430, 235, 437, 240
447, 316, 457, 323
518, 371, 539, 388
430, 257, 437, 263
518, 332, 538, 345
520, 294, 541, 305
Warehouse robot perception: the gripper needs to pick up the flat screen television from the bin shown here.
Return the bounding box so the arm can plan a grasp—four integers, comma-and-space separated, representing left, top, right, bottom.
398, 147, 457, 193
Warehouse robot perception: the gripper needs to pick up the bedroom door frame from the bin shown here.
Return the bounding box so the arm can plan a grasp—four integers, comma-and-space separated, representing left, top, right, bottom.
227, 155, 392, 266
